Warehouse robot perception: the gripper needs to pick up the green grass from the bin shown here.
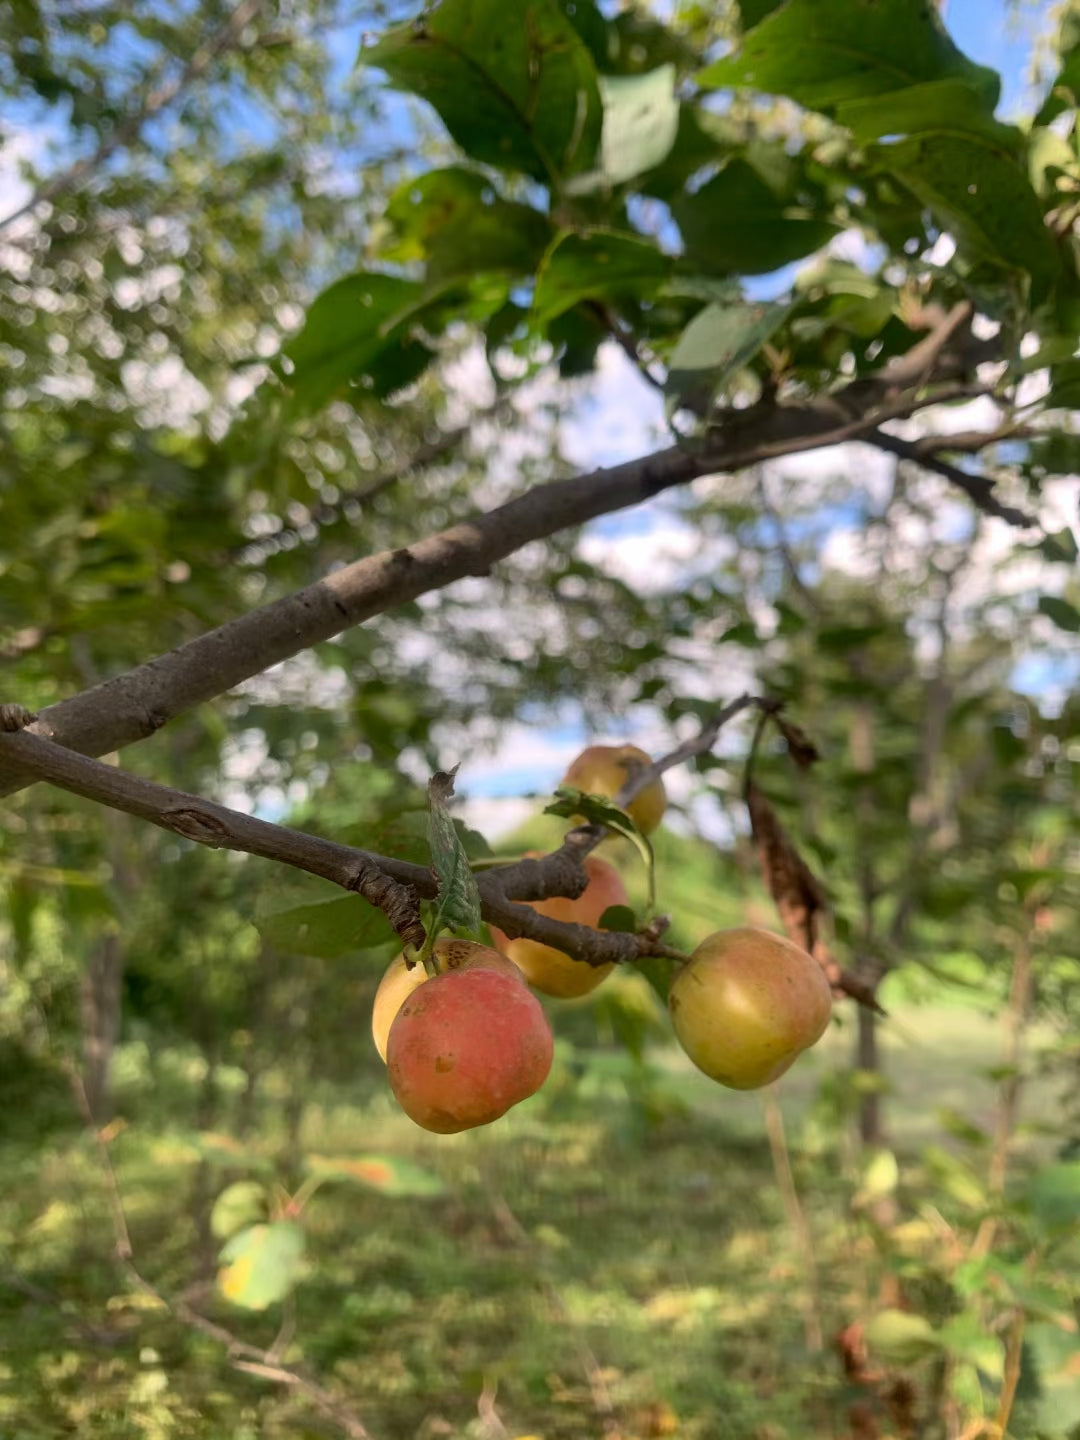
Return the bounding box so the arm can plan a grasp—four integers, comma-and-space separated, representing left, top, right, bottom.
0, 992, 1066, 1440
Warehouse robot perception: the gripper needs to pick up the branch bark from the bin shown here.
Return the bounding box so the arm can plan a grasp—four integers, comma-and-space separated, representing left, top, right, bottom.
0, 727, 680, 968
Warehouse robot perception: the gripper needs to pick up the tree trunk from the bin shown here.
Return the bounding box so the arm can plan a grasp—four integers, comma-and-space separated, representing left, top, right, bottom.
79, 930, 124, 1123
856, 1002, 884, 1147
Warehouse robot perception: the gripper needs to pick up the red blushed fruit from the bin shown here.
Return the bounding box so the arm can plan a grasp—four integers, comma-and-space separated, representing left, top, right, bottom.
386, 967, 554, 1134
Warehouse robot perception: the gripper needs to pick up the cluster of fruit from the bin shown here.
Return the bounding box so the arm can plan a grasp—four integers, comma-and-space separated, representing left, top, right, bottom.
372, 745, 833, 1133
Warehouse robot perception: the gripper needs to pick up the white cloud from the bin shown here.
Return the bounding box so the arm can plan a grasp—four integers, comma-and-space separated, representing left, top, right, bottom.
560, 343, 667, 468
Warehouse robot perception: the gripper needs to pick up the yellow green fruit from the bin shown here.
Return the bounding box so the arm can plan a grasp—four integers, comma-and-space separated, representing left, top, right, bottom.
668, 927, 832, 1089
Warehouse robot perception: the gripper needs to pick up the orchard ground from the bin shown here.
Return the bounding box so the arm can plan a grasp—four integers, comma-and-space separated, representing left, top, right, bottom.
0, 989, 1059, 1440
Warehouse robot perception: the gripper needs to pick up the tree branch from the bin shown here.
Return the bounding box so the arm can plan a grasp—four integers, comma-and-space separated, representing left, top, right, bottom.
867, 430, 1038, 527
0, 727, 680, 967
0, 371, 1014, 800
0, 0, 268, 233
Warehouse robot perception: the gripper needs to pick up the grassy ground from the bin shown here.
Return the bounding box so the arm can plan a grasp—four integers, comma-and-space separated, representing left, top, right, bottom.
0, 990, 1061, 1440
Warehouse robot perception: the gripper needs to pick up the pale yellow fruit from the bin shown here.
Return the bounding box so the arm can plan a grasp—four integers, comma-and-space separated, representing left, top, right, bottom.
668, 927, 832, 1089
561, 743, 667, 835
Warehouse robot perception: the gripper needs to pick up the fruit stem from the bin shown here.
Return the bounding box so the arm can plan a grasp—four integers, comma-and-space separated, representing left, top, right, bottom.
404, 933, 441, 977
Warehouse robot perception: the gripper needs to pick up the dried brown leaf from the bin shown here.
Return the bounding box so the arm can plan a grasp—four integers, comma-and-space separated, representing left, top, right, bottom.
746, 780, 826, 953
775, 716, 821, 769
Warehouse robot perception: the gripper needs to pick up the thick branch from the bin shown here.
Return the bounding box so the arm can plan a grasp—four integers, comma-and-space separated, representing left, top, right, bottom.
0, 377, 999, 800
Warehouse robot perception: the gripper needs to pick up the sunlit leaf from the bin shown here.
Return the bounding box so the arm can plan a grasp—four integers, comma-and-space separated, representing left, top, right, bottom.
863, 1308, 942, 1365
304, 1153, 446, 1197
210, 1181, 270, 1241
362, 0, 603, 183
217, 1222, 305, 1311
701, 0, 1000, 112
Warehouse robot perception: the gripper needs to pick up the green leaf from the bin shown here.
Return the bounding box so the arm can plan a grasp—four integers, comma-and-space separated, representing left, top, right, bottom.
700, 0, 1000, 113
665, 300, 791, 401
835, 79, 1021, 149
382, 167, 553, 280
1047, 358, 1080, 409
1038, 528, 1080, 565
545, 786, 656, 910
1024, 1322, 1080, 1434
217, 1221, 306, 1311
854, 1148, 899, 1206
598, 904, 638, 933
284, 272, 430, 412
936, 1314, 1004, 1379
1026, 1162, 1080, 1227
870, 134, 1058, 290
568, 66, 680, 192
923, 1144, 987, 1210
533, 231, 672, 326
254, 883, 396, 959
674, 161, 839, 274
210, 1181, 270, 1241
1035, 50, 1080, 126
1038, 596, 1080, 633
428, 768, 483, 936
303, 1153, 446, 1197
863, 1308, 942, 1366
362, 0, 603, 183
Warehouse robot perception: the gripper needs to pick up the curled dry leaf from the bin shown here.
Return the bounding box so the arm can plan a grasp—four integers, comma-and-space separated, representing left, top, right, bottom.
774, 716, 821, 769
746, 781, 884, 1013
746, 780, 825, 954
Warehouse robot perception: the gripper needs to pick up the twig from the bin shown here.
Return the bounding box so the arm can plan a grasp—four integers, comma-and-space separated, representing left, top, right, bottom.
993, 1308, 1027, 1440
587, 300, 666, 391
67, 1065, 374, 1439
970, 908, 1036, 1262
866, 431, 1037, 528
754, 466, 822, 613
762, 1086, 824, 1353
0, 0, 267, 232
